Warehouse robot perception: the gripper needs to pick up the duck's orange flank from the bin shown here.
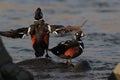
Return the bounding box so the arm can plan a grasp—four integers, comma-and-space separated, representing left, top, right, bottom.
65, 47, 79, 57
31, 35, 36, 45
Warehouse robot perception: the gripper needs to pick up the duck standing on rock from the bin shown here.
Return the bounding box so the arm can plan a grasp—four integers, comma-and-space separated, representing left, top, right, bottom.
49, 30, 85, 64
27, 8, 52, 58
0, 8, 52, 58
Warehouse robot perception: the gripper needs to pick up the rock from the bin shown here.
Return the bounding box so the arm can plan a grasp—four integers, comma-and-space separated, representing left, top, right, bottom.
108, 72, 117, 80
108, 63, 120, 80
0, 37, 12, 67
0, 72, 4, 80
17, 58, 55, 67
1, 63, 34, 80
17, 58, 91, 72
0, 37, 34, 80
74, 60, 91, 72
17, 58, 70, 70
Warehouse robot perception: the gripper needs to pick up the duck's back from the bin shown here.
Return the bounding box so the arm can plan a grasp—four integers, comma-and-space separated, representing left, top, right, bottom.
50, 40, 84, 59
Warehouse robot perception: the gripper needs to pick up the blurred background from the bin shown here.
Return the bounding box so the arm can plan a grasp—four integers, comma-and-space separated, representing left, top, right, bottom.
0, 0, 120, 80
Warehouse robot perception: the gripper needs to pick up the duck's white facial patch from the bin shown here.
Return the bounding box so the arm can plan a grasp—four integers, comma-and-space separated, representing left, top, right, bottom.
76, 33, 79, 35
81, 32, 84, 37
48, 25, 52, 33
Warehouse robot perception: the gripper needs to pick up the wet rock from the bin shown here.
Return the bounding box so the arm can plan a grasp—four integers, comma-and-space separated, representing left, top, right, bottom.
74, 60, 91, 72
17, 58, 71, 71
0, 37, 34, 80
17, 58, 55, 67
108, 63, 120, 80
17, 58, 91, 72
1, 63, 34, 80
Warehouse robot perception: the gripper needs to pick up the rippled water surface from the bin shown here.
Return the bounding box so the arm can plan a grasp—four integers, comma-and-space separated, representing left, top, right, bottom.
0, 0, 120, 80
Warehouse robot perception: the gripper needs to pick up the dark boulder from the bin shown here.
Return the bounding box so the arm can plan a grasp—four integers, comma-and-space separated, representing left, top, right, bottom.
0, 37, 34, 80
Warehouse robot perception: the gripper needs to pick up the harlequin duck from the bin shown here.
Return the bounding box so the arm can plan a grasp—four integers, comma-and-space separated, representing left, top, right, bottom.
27, 8, 52, 58
0, 8, 52, 58
49, 30, 85, 64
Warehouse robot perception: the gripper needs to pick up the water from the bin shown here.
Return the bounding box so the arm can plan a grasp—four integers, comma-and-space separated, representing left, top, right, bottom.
0, 0, 120, 80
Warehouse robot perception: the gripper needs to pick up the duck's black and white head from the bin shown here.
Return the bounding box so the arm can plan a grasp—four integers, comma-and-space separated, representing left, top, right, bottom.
73, 30, 85, 41
34, 8, 43, 21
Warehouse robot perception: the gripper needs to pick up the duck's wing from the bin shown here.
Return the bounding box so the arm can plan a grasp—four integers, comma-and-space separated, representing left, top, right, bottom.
50, 19, 88, 36
49, 41, 67, 55
49, 25, 65, 33
0, 27, 28, 38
